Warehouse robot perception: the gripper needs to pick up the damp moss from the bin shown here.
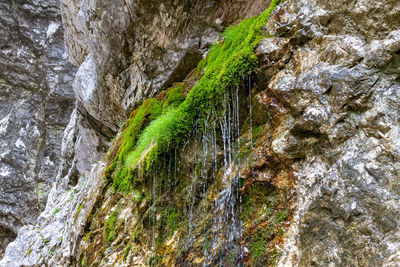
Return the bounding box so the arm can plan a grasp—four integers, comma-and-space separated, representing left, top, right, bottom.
196, 58, 206, 74
162, 83, 185, 111
84, 231, 92, 242
241, 193, 254, 222
269, 248, 282, 266
275, 210, 288, 224
162, 206, 182, 237
108, 0, 281, 192
119, 99, 162, 164
109, 85, 185, 192
134, 189, 143, 204
145, 191, 151, 202
148, 254, 162, 266
124, 0, 281, 175
104, 210, 118, 246
104, 161, 117, 182
123, 244, 132, 262
154, 205, 183, 245
81, 254, 87, 267
111, 99, 162, 192
241, 183, 271, 222
250, 233, 268, 265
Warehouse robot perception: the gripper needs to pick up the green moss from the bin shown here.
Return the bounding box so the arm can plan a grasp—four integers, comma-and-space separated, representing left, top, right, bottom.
153, 206, 183, 246
107, 0, 281, 193
196, 58, 206, 74
145, 191, 151, 202
104, 210, 118, 246
111, 99, 162, 192
133, 224, 141, 240
241, 183, 271, 222
123, 244, 132, 262
124, 0, 281, 175
52, 207, 60, 216
269, 248, 282, 267
253, 125, 263, 140
247, 208, 287, 265
133, 189, 143, 204
241, 193, 254, 222
84, 231, 92, 242
25, 248, 33, 257
148, 254, 162, 266
162, 206, 182, 236
162, 83, 185, 111
104, 161, 117, 182
276, 210, 288, 224
251, 235, 267, 265
81, 254, 87, 267
74, 205, 83, 220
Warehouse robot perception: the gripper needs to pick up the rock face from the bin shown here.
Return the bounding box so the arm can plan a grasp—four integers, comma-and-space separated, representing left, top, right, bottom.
60, 0, 271, 130
0, 0, 75, 257
258, 1, 400, 265
1, 0, 400, 266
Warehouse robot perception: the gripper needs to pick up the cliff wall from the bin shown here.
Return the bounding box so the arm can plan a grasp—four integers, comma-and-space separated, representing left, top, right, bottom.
1, 0, 399, 266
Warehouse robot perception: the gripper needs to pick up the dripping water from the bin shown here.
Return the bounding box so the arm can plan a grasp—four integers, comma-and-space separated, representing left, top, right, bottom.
249, 75, 253, 149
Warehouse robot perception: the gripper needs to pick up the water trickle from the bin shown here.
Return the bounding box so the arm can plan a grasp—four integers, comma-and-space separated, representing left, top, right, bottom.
150, 168, 157, 267
141, 80, 252, 265
248, 75, 253, 149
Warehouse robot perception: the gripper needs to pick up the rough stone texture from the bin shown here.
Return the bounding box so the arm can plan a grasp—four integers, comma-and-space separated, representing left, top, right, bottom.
0, 0, 75, 257
1, 0, 272, 265
60, 0, 271, 130
254, 0, 400, 265
0, 107, 106, 266
2, 0, 400, 266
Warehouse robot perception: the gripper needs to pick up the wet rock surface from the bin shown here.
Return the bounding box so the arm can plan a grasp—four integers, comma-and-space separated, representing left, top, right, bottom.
1, 0, 400, 266
0, 0, 75, 257
1, 0, 273, 265
60, 0, 271, 130
256, 0, 400, 265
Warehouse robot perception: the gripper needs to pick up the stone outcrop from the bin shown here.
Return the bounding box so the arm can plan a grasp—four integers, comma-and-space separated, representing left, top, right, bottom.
0, 0, 75, 257
1, 0, 400, 266
256, 1, 400, 265
1, 0, 272, 265
60, 0, 271, 130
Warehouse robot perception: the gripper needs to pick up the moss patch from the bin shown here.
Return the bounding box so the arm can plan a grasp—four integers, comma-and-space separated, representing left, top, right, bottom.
241, 180, 290, 266
160, 206, 182, 238
123, 244, 132, 262
162, 83, 185, 111
104, 210, 118, 246
110, 99, 162, 192
117, 0, 281, 190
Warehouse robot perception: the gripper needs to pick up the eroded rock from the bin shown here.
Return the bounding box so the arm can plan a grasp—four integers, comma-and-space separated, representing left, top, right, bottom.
0, 0, 75, 257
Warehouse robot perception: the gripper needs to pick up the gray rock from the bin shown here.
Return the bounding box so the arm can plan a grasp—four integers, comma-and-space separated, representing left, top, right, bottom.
60, 0, 271, 130
255, 0, 400, 265
0, 0, 75, 257
0, 106, 105, 266
2, 0, 400, 265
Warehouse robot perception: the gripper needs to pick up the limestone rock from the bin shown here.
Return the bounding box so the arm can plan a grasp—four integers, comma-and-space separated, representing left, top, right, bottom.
1, 0, 400, 266
0, 0, 75, 257
60, 0, 271, 130
255, 0, 400, 265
